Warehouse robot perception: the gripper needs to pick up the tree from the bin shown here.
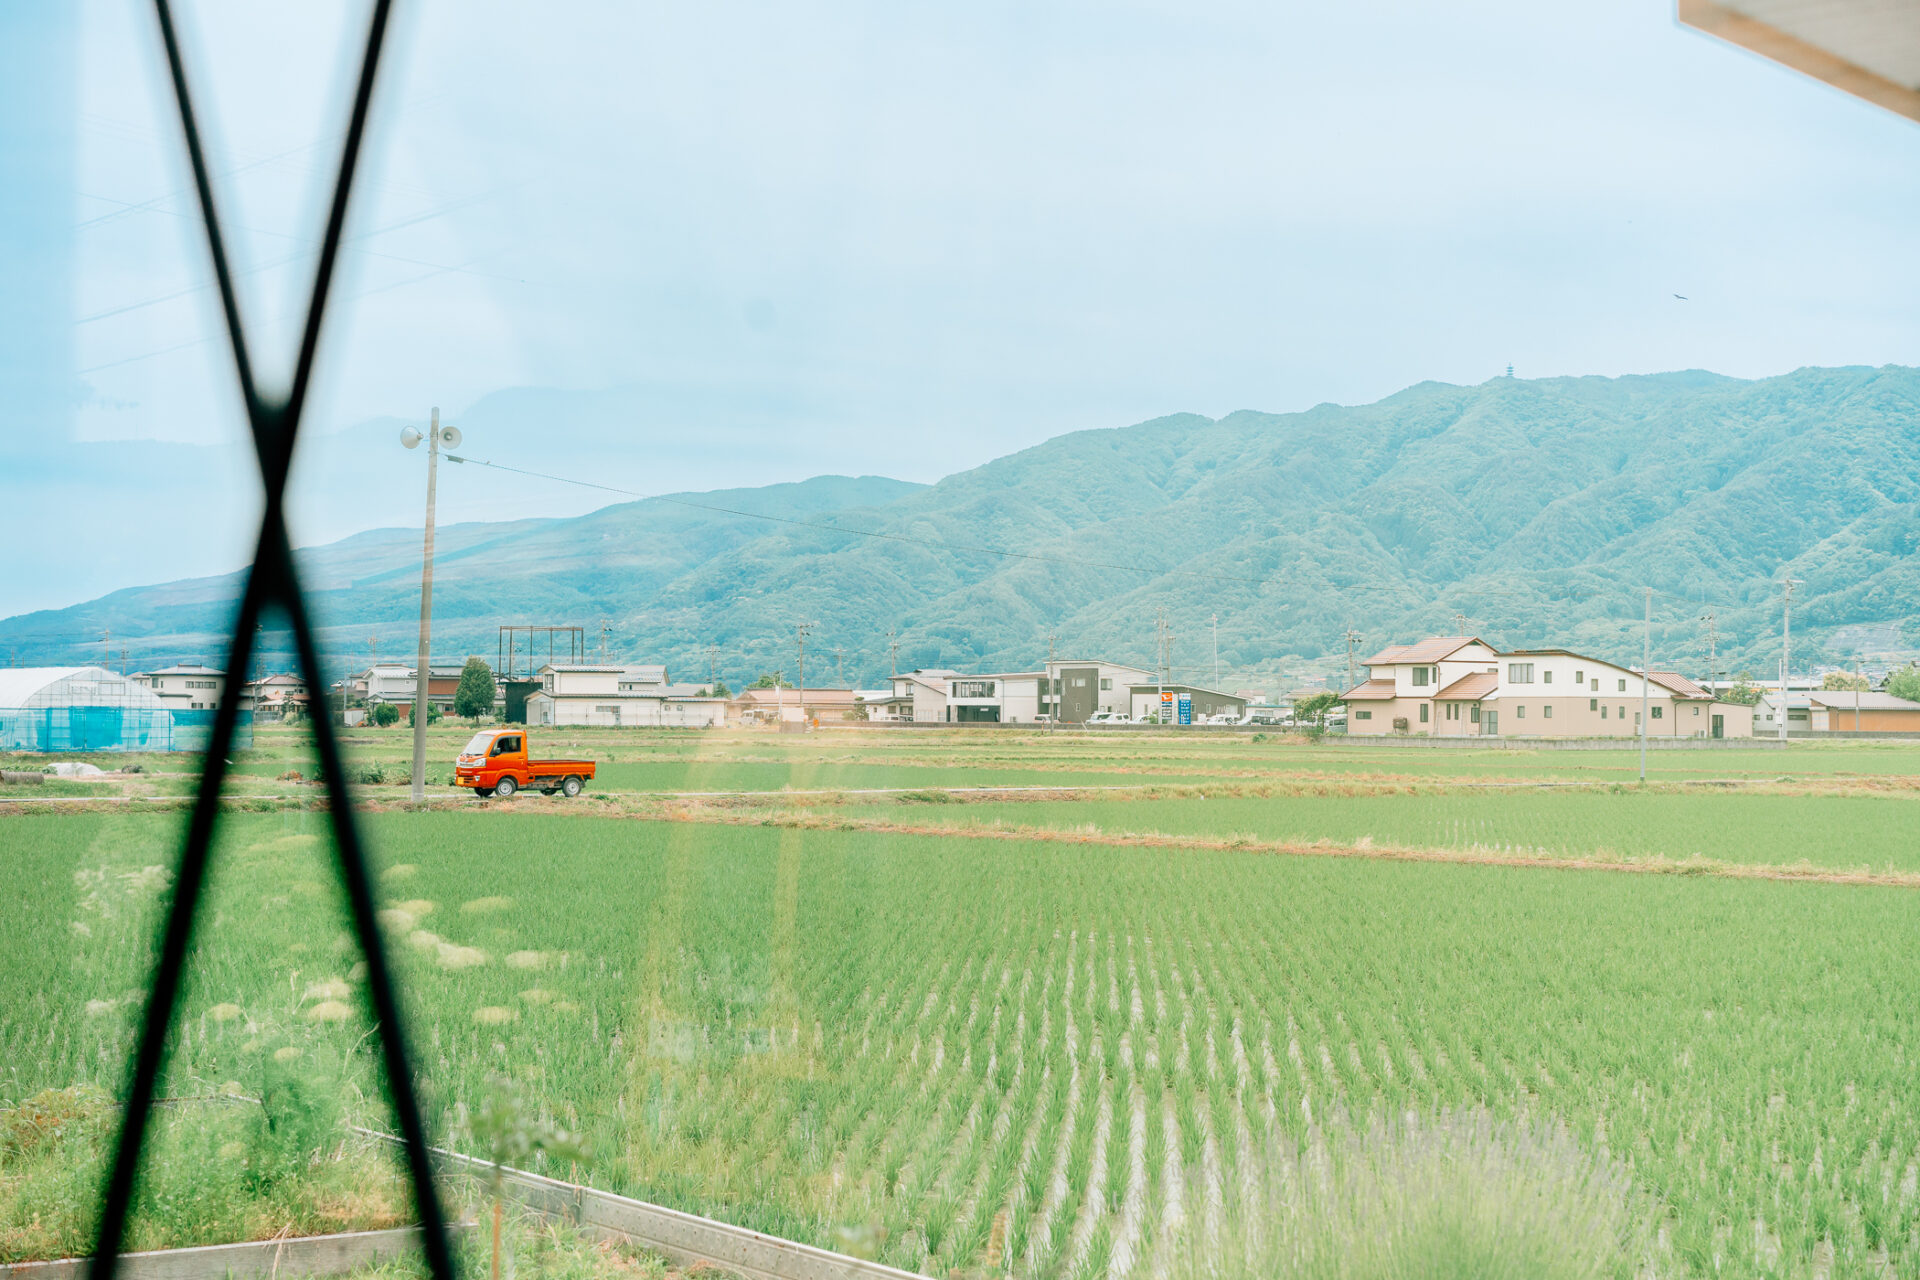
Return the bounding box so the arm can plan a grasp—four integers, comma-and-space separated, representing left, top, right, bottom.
1886, 665, 1920, 703
1721, 673, 1763, 706
454, 657, 497, 722
710, 679, 732, 698
1821, 671, 1870, 691
1294, 691, 1339, 725
371, 701, 400, 727
748, 672, 792, 689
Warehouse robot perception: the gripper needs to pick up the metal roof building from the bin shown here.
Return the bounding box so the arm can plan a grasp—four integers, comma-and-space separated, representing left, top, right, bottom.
0, 665, 250, 752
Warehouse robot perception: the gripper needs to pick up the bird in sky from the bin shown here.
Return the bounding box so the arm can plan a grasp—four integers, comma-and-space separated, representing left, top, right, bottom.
1673, 293, 1689, 300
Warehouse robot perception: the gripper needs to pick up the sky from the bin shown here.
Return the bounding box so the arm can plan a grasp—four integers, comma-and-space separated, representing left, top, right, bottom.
4, 0, 1920, 614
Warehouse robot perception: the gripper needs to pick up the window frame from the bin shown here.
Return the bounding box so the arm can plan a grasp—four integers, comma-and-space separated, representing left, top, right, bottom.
89, 11, 459, 1279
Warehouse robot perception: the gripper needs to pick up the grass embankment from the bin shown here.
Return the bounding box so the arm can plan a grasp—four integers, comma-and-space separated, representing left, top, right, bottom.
7, 809, 1920, 1277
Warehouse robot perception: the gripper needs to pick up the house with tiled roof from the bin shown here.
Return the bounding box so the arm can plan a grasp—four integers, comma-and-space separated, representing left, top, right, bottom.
1341, 639, 1753, 738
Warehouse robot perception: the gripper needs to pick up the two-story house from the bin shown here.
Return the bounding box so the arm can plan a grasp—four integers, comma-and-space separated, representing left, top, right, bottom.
1341, 637, 1751, 738
139, 663, 243, 712
865, 670, 957, 722
1340, 637, 1503, 734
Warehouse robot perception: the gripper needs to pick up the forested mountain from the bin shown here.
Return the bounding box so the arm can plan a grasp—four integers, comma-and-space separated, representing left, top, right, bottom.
6, 365, 1918, 692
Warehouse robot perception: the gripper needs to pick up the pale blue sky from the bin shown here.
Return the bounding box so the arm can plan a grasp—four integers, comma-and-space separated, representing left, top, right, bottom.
3, 0, 1919, 613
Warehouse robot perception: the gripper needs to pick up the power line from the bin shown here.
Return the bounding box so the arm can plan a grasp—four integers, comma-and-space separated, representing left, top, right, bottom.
445, 452, 1279, 588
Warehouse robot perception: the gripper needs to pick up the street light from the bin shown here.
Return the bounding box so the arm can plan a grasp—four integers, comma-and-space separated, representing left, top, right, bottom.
402, 409, 461, 803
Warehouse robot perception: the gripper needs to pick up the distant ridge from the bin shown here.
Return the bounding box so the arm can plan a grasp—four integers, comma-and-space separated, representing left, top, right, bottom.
6, 365, 1918, 689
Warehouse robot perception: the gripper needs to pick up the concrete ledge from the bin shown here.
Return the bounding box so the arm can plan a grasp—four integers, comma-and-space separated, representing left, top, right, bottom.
0, 1225, 470, 1280
421, 1144, 916, 1280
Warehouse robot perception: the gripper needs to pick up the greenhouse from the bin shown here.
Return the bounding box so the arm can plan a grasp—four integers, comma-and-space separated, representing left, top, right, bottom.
0, 666, 250, 752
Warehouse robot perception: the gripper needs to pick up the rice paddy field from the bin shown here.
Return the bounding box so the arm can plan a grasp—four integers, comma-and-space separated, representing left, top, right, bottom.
6, 725, 1920, 1278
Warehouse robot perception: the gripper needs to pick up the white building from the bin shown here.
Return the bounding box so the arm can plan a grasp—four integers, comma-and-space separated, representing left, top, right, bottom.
137, 663, 240, 712
944, 671, 1051, 723
1341, 637, 1751, 738
524, 663, 726, 727
866, 670, 957, 722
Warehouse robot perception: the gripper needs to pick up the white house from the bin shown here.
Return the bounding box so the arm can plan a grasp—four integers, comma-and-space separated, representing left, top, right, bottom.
524, 663, 726, 727
138, 663, 245, 712
865, 670, 957, 722
1340, 636, 1751, 738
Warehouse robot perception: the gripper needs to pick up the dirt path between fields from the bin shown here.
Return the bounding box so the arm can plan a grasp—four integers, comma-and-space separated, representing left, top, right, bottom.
617, 799, 1920, 890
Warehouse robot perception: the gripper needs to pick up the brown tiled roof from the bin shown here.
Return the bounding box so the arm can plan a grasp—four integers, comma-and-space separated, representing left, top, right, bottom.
1433, 670, 1498, 701
1648, 671, 1712, 700
1339, 679, 1399, 701
1364, 636, 1489, 666
1361, 644, 1412, 666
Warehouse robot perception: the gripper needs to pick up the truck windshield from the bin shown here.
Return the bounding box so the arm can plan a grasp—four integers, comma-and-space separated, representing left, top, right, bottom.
461, 732, 494, 756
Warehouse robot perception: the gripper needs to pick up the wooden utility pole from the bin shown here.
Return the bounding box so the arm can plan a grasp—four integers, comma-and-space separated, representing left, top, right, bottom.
1343, 628, 1360, 693
707, 643, 719, 689
888, 630, 900, 678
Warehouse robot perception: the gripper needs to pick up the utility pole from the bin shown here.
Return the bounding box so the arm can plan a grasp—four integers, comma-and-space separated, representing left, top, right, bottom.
707, 643, 719, 689
834, 647, 846, 688
1639, 586, 1650, 783
598, 620, 611, 662
1211, 613, 1219, 688
795, 622, 813, 725
888, 630, 900, 678
1154, 610, 1167, 724
1856, 655, 1863, 732
1779, 578, 1801, 743
1343, 628, 1360, 693
402, 407, 455, 804
1453, 611, 1467, 635
1700, 611, 1718, 694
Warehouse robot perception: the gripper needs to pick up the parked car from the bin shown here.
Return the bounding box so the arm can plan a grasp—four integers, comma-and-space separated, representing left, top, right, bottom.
1086, 711, 1132, 725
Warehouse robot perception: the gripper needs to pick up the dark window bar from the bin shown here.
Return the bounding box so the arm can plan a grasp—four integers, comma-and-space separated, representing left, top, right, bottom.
91, 6, 457, 1280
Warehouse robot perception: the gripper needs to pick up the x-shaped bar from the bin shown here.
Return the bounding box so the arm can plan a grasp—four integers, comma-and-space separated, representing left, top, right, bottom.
91, 6, 457, 1280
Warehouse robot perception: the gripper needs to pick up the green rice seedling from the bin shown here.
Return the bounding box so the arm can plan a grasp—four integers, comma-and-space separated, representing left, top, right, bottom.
1167, 1107, 1655, 1280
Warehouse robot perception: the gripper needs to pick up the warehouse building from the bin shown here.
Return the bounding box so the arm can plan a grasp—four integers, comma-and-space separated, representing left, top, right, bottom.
0, 666, 251, 751
1126, 683, 1249, 723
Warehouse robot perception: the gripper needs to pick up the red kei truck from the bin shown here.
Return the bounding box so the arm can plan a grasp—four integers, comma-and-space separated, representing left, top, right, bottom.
454, 728, 596, 798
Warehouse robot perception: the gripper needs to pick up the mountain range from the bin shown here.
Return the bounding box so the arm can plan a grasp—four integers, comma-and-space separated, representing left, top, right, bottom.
6, 364, 1919, 693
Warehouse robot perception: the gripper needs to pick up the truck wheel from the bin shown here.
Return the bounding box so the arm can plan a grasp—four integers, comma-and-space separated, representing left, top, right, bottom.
494, 775, 518, 798
561, 775, 583, 798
